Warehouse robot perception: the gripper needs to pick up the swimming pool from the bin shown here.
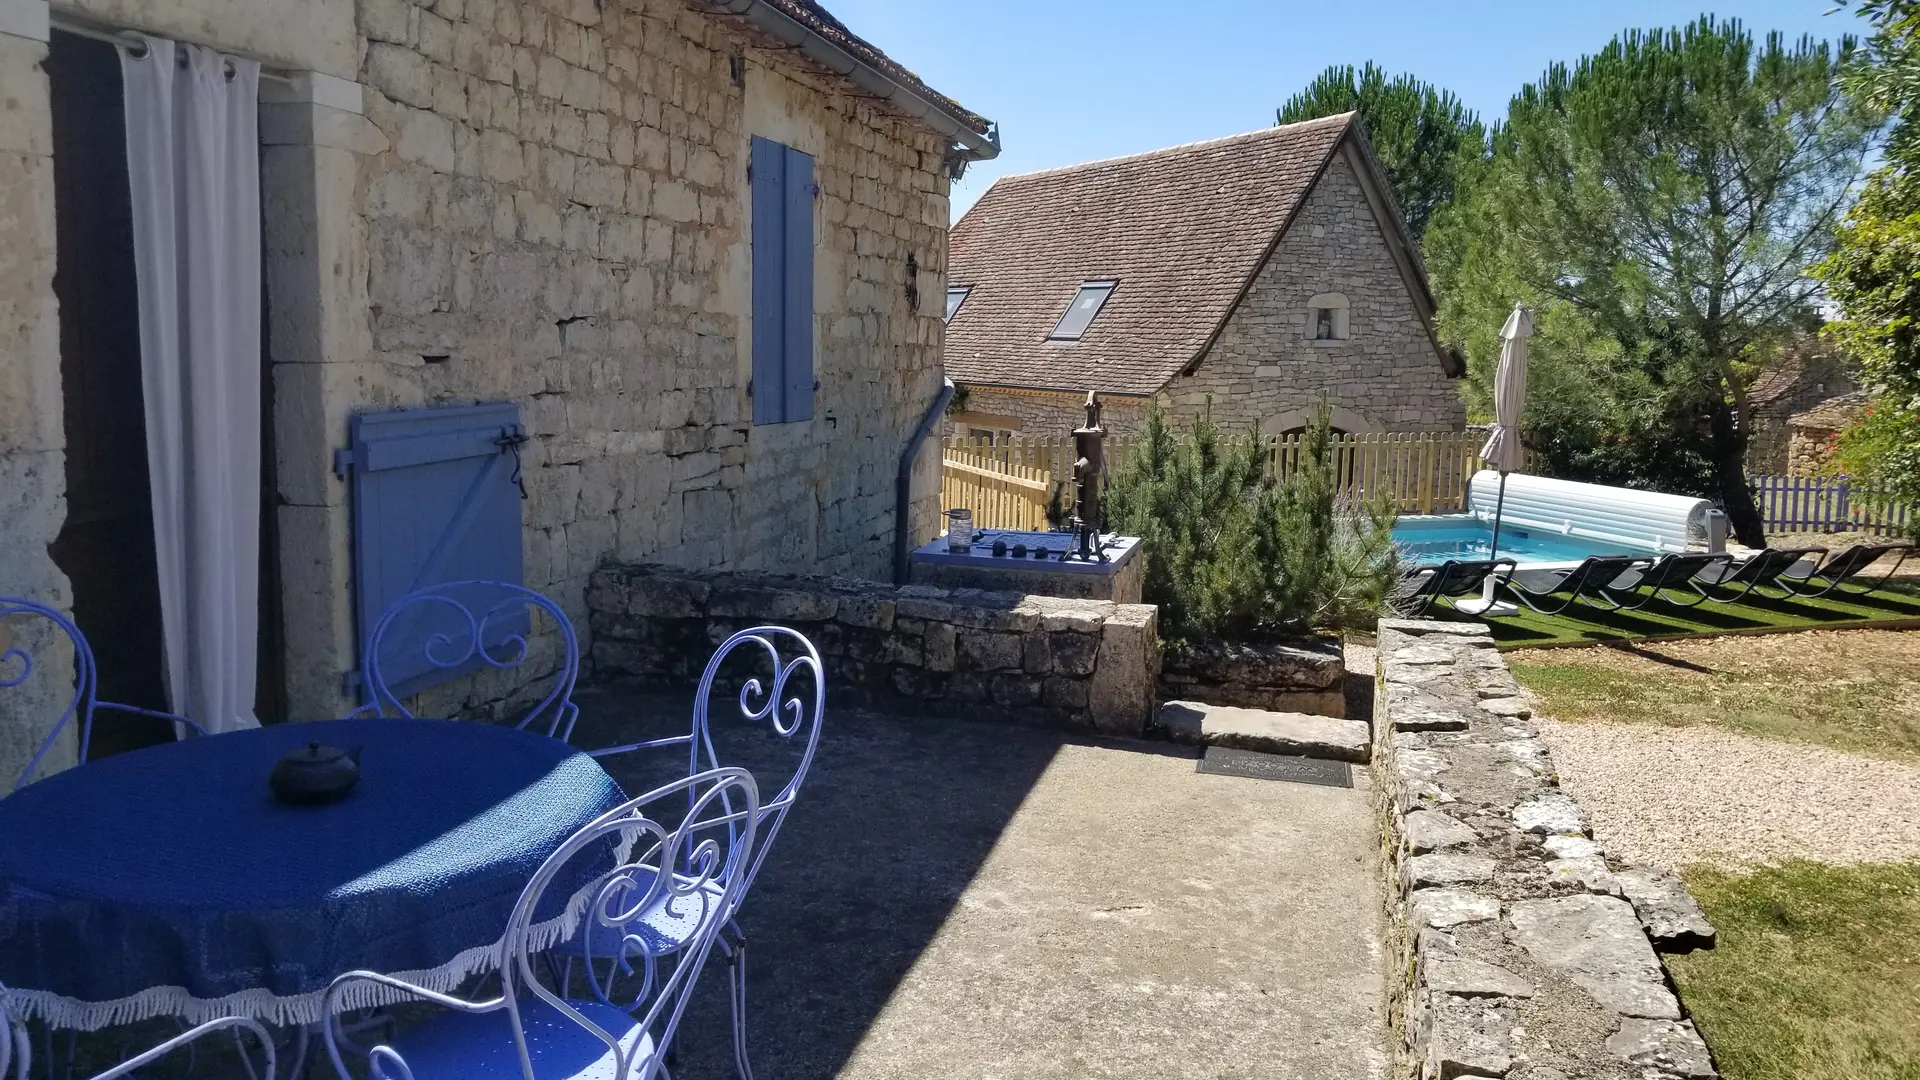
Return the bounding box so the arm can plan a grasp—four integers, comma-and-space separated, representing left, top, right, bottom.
1392, 515, 1654, 569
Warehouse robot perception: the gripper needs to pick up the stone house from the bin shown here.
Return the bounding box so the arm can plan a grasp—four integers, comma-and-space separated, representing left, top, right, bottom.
0, 0, 993, 780
943, 113, 1465, 441
1743, 342, 1858, 474
1785, 393, 1869, 477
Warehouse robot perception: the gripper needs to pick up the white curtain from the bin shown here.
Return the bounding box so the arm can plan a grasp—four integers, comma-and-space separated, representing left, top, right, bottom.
119, 37, 262, 734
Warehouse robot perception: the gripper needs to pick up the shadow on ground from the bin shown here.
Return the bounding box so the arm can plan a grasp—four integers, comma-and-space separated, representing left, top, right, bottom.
570, 685, 1071, 1079
570, 678, 1387, 1080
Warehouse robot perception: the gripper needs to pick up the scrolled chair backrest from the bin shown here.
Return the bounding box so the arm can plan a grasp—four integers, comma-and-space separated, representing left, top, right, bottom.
354, 580, 581, 740
506, 767, 760, 1080
690, 626, 825, 894
1, 597, 199, 792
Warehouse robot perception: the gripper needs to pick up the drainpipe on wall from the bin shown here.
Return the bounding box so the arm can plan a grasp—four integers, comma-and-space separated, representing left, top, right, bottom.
896, 377, 955, 584
706, 0, 1000, 176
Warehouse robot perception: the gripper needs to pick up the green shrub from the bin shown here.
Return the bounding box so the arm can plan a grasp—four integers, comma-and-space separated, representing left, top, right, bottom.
1104, 402, 1399, 643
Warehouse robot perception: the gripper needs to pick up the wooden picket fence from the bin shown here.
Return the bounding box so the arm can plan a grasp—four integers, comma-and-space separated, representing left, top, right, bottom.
941, 430, 1514, 531
1751, 474, 1915, 537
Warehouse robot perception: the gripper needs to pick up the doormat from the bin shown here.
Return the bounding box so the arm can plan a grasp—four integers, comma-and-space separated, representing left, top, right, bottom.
1196, 746, 1352, 788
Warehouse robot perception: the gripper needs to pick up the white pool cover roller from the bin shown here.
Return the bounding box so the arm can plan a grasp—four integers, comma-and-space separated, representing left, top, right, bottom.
1466, 471, 1724, 555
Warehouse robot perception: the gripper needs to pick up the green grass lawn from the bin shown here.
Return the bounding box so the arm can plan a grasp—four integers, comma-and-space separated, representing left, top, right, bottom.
1508, 629, 1920, 763
1670, 861, 1920, 1080
1435, 579, 1920, 649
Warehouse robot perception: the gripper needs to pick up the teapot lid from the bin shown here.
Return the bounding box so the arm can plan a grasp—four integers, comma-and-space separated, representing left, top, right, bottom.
287, 741, 348, 764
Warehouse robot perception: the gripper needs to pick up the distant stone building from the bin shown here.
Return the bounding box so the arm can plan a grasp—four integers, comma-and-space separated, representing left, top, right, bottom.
1745, 344, 1858, 473
943, 114, 1465, 440
1786, 393, 1870, 477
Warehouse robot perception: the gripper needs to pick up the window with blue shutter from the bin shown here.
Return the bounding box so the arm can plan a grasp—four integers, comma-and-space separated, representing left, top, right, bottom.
336, 401, 527, 701
750, 135, 816, 424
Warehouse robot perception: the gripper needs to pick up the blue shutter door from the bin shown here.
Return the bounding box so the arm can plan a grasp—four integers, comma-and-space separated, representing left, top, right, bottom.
343, 401, 527, 701
750, 136, 786, 425
781, 144, 815, 422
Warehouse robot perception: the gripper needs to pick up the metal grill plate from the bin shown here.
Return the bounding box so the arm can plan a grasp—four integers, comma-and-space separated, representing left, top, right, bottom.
1197, 746, 1352, 788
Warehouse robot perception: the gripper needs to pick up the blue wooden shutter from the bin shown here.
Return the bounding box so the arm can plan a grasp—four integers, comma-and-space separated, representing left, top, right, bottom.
339, 401, 527, 701
750, 136, 786, 425
749, 136, 815, 423
781, 144, 815, 421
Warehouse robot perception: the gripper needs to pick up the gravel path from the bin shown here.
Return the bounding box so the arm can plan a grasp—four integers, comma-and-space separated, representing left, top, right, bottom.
1537, 715, 1920, 869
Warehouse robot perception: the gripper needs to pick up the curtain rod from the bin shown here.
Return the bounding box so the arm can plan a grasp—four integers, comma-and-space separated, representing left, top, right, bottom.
47, 17, 297, 87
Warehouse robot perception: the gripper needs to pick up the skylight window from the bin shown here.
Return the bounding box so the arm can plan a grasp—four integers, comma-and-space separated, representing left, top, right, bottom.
945, 284, 972, 323
1048, 281, 1117, 341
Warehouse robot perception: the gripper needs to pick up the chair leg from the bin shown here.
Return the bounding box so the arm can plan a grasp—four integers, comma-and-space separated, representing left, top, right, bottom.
725, 930, 754, 1080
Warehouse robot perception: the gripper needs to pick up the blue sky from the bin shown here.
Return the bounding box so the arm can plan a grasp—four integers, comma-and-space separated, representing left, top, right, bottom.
821, 1, 1869, 219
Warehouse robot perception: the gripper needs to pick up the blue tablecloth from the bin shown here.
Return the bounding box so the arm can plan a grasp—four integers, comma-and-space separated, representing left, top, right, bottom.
0, 718, 627, 1029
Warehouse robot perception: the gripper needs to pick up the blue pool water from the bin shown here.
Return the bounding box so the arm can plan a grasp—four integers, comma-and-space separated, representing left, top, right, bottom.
1392, 516, 1651, 568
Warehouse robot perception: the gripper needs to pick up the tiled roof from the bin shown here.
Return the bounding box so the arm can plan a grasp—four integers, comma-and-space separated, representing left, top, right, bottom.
1789, 392, 1869, 431
749, 1, 992, 137
944, 115, 1356, 396
1746, 351, 1806, 407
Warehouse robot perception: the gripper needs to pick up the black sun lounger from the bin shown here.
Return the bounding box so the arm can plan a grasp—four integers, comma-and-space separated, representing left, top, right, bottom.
1776, 542, 1915, 598
1397, 559, 1515, 617
1691, 547, 1826, 602
1500, 554, 1656, 616
1597, 552, 1732, 610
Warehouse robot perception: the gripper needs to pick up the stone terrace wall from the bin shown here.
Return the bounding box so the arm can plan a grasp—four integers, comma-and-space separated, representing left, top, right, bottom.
1373, 618, 1720, 1080
587, 564, 1160, 734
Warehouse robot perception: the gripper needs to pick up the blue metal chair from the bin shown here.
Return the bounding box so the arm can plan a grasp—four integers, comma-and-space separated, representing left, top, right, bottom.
583, 627, 824, 1080
353, 581, 582, 741
1, 597, 203, 792
322, 767, 759, 1080
0, 987, 274, 1080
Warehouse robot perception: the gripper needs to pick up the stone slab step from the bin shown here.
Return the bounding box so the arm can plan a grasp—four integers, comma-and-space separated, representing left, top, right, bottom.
1159, 700, 1371, 763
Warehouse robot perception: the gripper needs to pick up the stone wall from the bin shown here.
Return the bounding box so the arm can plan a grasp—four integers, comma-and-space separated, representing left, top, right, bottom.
1373, 618, 1720, 1080
1173, 153, 1464, 436
587, 563, 1160, 734
1159, 638, 1346, 717
951, 152, 1464, 441
0, 0, 961, 772
0, 17, 69, 780
340, 0, 953, 721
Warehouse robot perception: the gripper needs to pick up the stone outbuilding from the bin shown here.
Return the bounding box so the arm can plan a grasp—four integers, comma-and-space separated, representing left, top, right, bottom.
1743, 342, 1858, 473
1785, 393, 1870, 478
943, 113, 1465, 440
0, 0, 994, 781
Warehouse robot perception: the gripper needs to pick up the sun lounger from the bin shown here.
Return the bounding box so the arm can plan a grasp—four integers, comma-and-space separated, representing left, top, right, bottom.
1500, 554, 1655, 616
1776, 541, 1914, 598
1397, 559, 1515, 617
1598, 552, 1731, 610
1691, 547, 1826, 602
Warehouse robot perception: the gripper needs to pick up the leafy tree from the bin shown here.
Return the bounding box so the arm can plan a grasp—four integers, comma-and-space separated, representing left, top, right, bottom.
1104, 403, 1398, 643
1426, 18, 1876, 545
1815, 1, 1920, 533
1276, 63, 1485, 240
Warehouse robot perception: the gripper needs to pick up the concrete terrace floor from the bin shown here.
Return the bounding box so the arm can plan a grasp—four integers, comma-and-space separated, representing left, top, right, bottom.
572, 686, 1389, 1080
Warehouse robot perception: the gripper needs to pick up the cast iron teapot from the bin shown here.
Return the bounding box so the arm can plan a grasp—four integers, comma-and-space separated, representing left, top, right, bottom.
270, 741, 363, 806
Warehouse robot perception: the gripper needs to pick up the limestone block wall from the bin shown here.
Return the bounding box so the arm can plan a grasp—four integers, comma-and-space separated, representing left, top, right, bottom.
1171, 155, 1463, 436
350, 0, 951, 595
1373, 618, 1720, 1080
0, 22, 70, 781
587, 563, 1161, 734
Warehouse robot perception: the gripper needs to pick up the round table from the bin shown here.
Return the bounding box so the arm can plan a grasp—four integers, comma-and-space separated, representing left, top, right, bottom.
0, 718, 627, 1030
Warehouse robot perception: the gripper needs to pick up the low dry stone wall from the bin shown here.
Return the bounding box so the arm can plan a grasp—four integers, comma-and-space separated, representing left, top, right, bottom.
1373, 618, 1720, 1080
1158, 638, 1346, 717
587, 564, 1159, 734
